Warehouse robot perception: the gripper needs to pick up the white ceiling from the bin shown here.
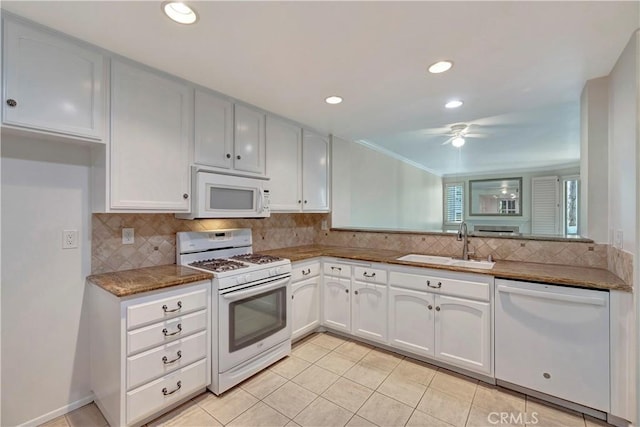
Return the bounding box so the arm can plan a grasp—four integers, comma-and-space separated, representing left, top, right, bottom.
3, 1, 638, 175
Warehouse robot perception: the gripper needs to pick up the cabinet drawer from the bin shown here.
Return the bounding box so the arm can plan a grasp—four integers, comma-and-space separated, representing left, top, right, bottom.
323, 262, 351, 278
127, 331, 207, 390
127, 310, 207, 355
292, 262, 321, 282
126, 358, 207, 425
354, 266, 387, 284
389, 271, 489, 301
127, 288, 207, 330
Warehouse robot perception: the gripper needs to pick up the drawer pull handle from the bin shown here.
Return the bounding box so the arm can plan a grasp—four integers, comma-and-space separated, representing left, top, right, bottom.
302, 268, 311, 276
162, 301, 182, 313
162, 324, 182, 337
363, 272, 376, 278
331, 266, 342, 272
162, 351, 182, 365
427, 280, 442, 289
162, 380, 182, 396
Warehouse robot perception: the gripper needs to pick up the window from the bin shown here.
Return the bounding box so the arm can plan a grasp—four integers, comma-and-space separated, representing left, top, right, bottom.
444, 182, 464, 224
563, 177, 579, 235
499, 199, 517, 214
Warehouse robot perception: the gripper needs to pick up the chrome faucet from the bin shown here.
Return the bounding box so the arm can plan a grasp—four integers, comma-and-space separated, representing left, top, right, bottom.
457, 221, 474, 260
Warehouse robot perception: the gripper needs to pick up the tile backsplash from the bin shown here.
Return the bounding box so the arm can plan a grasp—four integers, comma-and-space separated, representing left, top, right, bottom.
92, 213, 632, 287
91, 213, 327, 274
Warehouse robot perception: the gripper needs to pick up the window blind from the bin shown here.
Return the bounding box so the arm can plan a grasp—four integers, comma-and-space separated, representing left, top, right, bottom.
444, 183, 464, 223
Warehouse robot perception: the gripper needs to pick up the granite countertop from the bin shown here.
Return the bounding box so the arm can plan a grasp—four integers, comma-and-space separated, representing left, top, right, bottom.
87, 265, 213, 297
262, 245, 631, 292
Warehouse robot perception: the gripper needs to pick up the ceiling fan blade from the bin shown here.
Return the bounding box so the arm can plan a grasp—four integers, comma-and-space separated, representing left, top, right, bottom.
441, 137, 454, 145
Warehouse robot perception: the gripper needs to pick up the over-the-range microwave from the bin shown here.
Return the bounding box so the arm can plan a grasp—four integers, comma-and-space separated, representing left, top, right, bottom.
176, 169, 270, 219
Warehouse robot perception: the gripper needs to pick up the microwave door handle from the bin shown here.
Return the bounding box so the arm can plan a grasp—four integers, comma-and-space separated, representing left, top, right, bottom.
257, 189, 264, 213
221, 276, 290, 301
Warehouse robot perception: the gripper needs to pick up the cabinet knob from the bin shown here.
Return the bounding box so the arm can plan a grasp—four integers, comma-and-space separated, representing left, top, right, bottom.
226, 154, 231, 159
304, 200, 308, 204
428, 305, 433, 310
237, 155, 241, 160
543, 373, 551, 379
435, 306, 441, 311
345, 289, 349, 294
291, 295, 294, 300
354, 290, 359, 295
298, 200, 302, 204
6, 99, 17, 107
183, 193, 189, 199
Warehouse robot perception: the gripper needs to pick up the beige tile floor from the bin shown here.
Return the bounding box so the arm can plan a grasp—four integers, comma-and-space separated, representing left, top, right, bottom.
41, 332, 610, 427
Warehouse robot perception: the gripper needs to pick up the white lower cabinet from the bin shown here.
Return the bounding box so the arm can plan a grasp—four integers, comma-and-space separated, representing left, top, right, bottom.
291, 261, 321, 340
323, 275, 352, 333
351, 281, 387, 344
89, 281, 210, 426
389, 267, 493, 376
388, 286, 435, 357
434, 295, 491, 375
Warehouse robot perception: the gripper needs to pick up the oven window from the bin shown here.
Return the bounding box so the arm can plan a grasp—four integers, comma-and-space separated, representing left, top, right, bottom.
208, 186, 254, 210
229, 287, 286, 352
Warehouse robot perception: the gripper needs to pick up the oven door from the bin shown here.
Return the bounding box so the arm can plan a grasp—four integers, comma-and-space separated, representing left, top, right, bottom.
218, 275, 291, 372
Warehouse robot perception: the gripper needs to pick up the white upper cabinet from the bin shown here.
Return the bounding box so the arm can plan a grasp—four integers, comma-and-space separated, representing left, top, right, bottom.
109, 60, 191, 211
266, 117, 303, 211
2, 19, 105, 141
266, 122, 330, 212
194, 90, 233, 170
234, 104, 266, 175
194, 91, 265, 176
302, 130, 329, 211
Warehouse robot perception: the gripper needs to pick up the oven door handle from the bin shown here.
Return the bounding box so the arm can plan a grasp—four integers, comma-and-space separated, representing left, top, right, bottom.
221, 276, 290, 301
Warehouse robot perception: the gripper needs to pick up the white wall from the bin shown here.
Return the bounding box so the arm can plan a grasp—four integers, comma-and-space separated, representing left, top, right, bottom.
442, 166, 579, 234
332, 136, 443, 230
607, 30, 639, 424
580, 77, 609, 243
1, 134, 92, 426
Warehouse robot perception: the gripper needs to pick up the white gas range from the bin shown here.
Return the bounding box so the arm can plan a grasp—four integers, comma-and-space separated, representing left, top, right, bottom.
176, 229, 292, 394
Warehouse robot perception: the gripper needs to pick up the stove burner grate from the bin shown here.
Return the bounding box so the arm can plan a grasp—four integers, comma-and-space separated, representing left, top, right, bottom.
189, 258, 249, 272
230, 253, 284, 264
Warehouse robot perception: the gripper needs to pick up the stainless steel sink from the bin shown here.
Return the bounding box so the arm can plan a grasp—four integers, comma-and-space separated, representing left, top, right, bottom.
396, 254, 495, 270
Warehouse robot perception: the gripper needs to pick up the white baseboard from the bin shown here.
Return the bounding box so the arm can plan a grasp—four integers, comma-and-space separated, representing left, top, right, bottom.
19, 394, 95, 427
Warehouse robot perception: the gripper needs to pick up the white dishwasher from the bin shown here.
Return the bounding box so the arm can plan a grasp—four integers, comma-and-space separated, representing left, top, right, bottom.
495, 279, 610, 412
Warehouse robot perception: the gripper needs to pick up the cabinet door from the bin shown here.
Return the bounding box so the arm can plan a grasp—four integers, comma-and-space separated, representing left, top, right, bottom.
266, 117, 302, 211
434, 295, 491, 375
3, 19, 104, 140
234, 104, 265, 175
291, 276, 321, 340
194, 90, 233, 169
388, 287, 435, 357
322, 276, 351, 333
351, 281, 387, 344
302, 130, 329, 211
110, 60, 191, 211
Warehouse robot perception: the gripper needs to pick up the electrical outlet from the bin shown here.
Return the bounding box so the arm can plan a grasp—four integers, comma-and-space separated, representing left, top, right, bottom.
321, 220, 328, 230
615, 230, 624, 249
62, 229, 78, 249
122, 228, 135, 245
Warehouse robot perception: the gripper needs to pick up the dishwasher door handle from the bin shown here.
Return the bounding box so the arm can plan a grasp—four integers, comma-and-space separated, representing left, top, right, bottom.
497, 285, 607, 306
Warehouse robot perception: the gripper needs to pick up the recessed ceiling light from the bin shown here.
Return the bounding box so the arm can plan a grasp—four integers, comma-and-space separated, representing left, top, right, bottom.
163, 2, 198, 25
445, 100, 463, 109
451, 137, 465, 148
325, 96, 343, 105
428, 60, 453, 74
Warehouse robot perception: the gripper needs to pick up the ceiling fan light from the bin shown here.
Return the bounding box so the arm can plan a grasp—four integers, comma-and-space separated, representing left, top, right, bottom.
452, 137, 465, 147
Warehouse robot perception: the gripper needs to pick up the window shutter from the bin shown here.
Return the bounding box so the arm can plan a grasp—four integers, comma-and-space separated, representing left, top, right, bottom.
444, 183, 463, 223
531, 176, 560, 234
